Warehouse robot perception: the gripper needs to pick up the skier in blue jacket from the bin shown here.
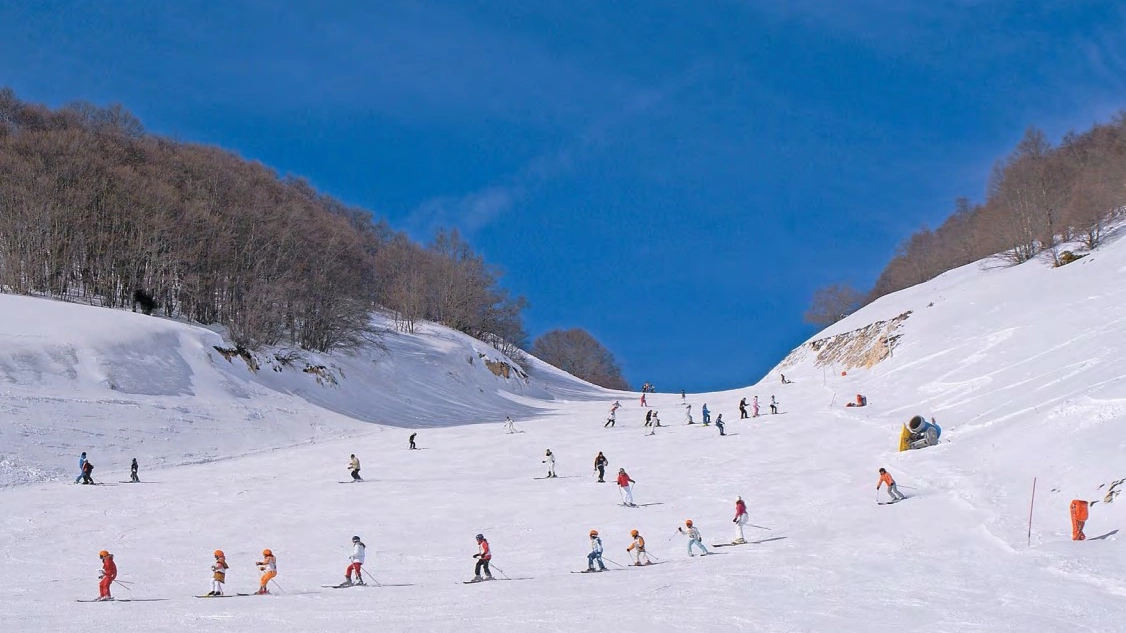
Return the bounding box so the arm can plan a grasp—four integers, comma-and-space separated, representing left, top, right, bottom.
75, 452, 87, 484
586, 530, 607, 571
701, 404, 711, 425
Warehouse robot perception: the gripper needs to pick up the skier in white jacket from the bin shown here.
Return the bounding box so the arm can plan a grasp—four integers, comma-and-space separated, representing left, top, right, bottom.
677, 519, 709, 556
342, 536, 366, 586
542, 449, 557, 478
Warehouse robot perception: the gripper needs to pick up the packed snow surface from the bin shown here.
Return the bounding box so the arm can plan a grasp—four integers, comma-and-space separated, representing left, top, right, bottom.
2, 234, 1126, 632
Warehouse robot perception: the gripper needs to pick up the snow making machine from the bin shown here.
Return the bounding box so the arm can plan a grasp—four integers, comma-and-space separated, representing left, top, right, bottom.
897, 415, 941, 451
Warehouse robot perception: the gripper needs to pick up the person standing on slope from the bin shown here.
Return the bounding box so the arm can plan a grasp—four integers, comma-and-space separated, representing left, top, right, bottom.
701, 403, 711, 425
75, 452, 87, 484
130, 458, 139, 483
684, 404, 694, 425
739, 398, 749, 419
733, 496, 749, 544
770, 395, 778, 415
644, 409, 654, 427
342, 536, 365, 586
208, 550, 228, 596
594, 452, 608, 482
640, 392, 647, 407
504, 416, 517, 434
586, 530, 607, 571
409, 433, 417, 450
617, 468, 637, 506
472, 534, 493, 581
715, 414, 726, 436
348, 454, 362, 481
256, 549, 277, 594
678, 519, 709, 556
81, 458, 94, 485
626, 529, 651, 566
96, 550, 117, 601
877, 468, 906, 502
752, 396, 760, 418
543, 449, 557, 478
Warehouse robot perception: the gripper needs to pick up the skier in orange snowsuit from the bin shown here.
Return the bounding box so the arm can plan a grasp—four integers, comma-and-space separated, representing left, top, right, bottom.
1070, 500, 1089, 541
97, 550, 117, 600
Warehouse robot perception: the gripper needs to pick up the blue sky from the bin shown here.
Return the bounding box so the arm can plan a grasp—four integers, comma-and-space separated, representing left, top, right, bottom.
3, 1, 1125, 391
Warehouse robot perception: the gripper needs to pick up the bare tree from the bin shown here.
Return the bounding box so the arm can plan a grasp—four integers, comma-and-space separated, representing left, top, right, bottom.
804, 283, 864, 327
531, 328, 629, 390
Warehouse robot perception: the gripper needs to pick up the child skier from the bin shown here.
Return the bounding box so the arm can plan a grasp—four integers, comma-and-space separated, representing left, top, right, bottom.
543, 449, 557, 478
586, 530, 607, 571
617, 468, 637, 506
96, 550, 116, 601
81, 459, 94, 485
594, 452, 608, 482
684, 404, 693, 425
342, 535, 365, 586
701, 404, 711, 425
733, 496, 748, 544
256, 549, 277, 594
472, 534, 492, 581
348, 454, 362, 481
678, 519, 709, 556
626, 529, 651, 565
877, 468, 906, 502
208, 550, 228, 596
715, 414, 726, 436
130, 458, 139, 483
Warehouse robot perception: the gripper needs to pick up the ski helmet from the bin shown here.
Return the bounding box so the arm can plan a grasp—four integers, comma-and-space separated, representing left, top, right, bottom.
214, 550, 225, 558
352, 536, 361, 542
685, 519, 693, 526
475, 533, 484, 541
590, 529, 598, 537
98, 550, 109, 558
630, 529, 639, 537
619, 468, 625, 473
262, 549, 273, 557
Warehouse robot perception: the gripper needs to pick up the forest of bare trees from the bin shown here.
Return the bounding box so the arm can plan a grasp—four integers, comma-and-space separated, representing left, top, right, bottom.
0, 89, 527, 358
531, 328, 630, 390
807, 114, 1126, 327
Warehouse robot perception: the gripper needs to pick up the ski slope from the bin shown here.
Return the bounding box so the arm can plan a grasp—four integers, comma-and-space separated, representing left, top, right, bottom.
3, 232, 1126, 632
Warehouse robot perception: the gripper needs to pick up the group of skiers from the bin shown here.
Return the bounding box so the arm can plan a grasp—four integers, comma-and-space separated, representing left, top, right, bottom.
73, 452, 139, 485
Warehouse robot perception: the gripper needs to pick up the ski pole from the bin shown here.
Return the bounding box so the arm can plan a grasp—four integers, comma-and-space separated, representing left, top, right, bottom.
747, 524, 772, 531
602, 556, 626, 568
113, 580, 132, 591
646, 551, 660, 562
666, 529, 680, 542
270, 579, 285, 594
361, 568, 382, 587
114, 579, 135, 585
489, 564, 510, 580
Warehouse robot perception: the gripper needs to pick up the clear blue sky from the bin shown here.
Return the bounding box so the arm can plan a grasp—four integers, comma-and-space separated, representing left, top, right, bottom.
2, 1, 1124, 391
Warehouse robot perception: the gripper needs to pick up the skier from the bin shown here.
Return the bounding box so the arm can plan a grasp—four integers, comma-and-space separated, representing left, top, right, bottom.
617, 468, 637, 506
678, 519, 709, 556
1071, 500, 1089, 541
733, 496, 748, 544
594, 452, 608, 482
715, 414, 726, 436
586, 530, 607, 571
409, 433, 417, 450
701, 404, 711, 425
348, 454, 362, 481
81, 459, 94, 485
342, 535, 366, 586
752, 396, 760, 417
653, 411, 661, 427
770, 395, 778, 414
256, 549, 277, 594
543, 449, 557, 478
644, 410, 653, 427
471, 534, 493, 581
504, 416, 517, 434
877, 468, 905, 502
739, 398, 749, 419
130, 458, 139, 483
684, 404, 694, 425
606, 400, 621, 428
646, 418, 657, 436
640, 392, 647, 407
626, 529, 651, 566
75, 452, 87, 484
96, 550, 117, 601
681, 389, 686, 402
207, 549, 228, 596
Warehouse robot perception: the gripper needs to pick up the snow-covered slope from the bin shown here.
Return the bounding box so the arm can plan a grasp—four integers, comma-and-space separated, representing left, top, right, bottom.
0, 297, 603, 486
2, 232, 1126, 633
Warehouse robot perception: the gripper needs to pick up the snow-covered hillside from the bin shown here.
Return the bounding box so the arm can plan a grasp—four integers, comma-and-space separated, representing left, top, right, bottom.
2, 232, 1126, 633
